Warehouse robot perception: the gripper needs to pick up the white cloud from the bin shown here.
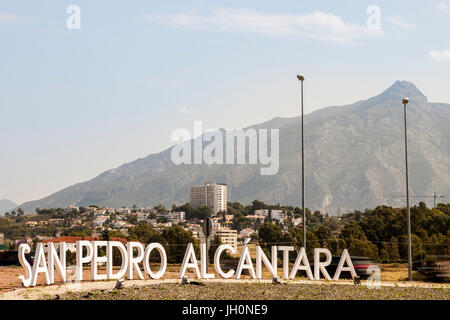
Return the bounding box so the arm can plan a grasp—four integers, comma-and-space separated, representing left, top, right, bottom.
0, 13, 37, 23
178, 106, 191, 115
429, 49, 450, 62
388, 17, 414, 30
137, 8, 383, 44
435, 2, 450, 12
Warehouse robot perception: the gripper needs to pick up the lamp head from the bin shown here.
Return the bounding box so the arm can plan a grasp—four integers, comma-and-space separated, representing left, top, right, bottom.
402, 98, 409, 105
297, 74, 305, 81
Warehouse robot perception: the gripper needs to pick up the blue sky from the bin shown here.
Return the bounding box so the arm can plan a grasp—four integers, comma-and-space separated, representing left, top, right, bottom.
1, 0, 450, 205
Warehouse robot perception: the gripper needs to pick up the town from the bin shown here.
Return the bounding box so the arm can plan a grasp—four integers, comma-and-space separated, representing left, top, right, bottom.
0, 183, 306, 254
1, 182, 449, 274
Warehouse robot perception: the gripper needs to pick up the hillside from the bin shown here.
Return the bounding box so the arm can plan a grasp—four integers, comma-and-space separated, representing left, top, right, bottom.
18, 81, 450, 213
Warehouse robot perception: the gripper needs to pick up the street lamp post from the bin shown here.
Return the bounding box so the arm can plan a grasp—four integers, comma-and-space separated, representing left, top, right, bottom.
402, 97, 412, 281
297, 74, 306, 249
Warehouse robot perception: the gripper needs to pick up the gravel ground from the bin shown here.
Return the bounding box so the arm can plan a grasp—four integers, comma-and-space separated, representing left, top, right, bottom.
46, 282, 450, 300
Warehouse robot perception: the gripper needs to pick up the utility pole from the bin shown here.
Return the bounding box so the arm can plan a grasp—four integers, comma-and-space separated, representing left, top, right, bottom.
402, 97, 412, 282
297, 74, 306, 250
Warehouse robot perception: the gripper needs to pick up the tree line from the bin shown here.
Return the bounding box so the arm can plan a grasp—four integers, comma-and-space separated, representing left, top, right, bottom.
255, 202, 450, 262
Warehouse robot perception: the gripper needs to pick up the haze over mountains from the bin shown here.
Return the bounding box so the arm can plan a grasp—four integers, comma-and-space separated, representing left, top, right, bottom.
18, 81, 450, 214
0, 199, 18, 214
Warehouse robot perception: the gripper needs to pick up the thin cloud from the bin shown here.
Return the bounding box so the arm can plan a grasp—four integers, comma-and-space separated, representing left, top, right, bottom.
429, 49, 450, 62
0, 13, 38, 23
178, 106, 191, 115
435, 2, 450, 12
145, 80, 183, 88
136, 8, 383, 45
388, 17, 414, 30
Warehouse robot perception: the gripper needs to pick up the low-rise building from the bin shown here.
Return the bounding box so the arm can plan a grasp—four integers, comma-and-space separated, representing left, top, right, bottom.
94, 209, 107, 216
116, 208, 131, 215
64, 205, 79, 214
112, 221, 134, 230
224, 215, 234, 223
270, 210, 287, 221
136, 212, 148, 222
48, 218, 65, 226
168, 211, 186, 223
156, 211, 186, 224
245, 215, 266, 223
41, 236, 127, 253
116, 214, 126, 221
239, 228, 256, 239
94, 216, 109, 227
26, 221, 38, 228
211, 217, 222, 228
254, 209, 270, 217
292, 217, 303, 227
215, 227, 237, 250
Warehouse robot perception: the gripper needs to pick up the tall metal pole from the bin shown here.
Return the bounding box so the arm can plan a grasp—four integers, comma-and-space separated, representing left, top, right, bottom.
402, 98, 412, 281
433, 192, 436, 208
297, 74, 306, 249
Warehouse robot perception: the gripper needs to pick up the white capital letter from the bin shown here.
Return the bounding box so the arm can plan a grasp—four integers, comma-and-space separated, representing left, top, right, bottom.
314, 248, 332, 280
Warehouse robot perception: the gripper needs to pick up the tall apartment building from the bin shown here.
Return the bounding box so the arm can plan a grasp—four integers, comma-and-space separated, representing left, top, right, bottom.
190, 183, 227, 215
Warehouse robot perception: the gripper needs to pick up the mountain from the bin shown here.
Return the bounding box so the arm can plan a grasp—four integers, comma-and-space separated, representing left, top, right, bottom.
0, 199, 18, 214
18, 81, 450, 214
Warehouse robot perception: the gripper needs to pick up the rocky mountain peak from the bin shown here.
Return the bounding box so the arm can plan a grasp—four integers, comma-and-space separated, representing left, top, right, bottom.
379, 80, 427, 101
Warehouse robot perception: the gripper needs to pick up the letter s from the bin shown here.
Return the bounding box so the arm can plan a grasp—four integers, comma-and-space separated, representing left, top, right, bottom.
18, 244, 32, 287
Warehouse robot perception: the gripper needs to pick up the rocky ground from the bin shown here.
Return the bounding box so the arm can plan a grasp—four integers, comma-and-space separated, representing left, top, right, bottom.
49, 282, 450, 300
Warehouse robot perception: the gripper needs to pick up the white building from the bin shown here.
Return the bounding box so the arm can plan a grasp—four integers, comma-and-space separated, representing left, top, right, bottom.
254, 209, 270, 217
116, 208, 131, 214
112, 221, 134, 229
64, 205, 79, 214
215, 227, 237, 250
94, 215, 109, 227
167, 211, 185, 223
270, 210, 287, 221
190, 183, 227, 215
292, 217, 303, 227
239, 228, 256, 239
136, 212, 148, 222
94, 209, 107, 216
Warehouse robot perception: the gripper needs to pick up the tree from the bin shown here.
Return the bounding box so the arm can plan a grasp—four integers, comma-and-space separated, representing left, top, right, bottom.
251, 200, 266, 213
314, 226, 332, 247
232, 212, 251, 232
161, 225, 199, 263
258, 223, 284, 247
153, 205, 167, 214
128, 223, 161, 244
398, 234, 423, 260
347, 239, 379, 259
196, 205, 212, 220
17, 208, 25, 216
388, 237, 400, 261
341, 222, 367, 243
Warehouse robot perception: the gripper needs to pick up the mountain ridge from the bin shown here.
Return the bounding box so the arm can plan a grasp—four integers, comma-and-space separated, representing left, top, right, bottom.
0, 199, 18, 214
17, 81, 450, 214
